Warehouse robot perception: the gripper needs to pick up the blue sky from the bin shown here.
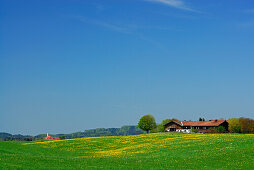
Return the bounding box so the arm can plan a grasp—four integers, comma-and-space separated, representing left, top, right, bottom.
1, 0, 254, 135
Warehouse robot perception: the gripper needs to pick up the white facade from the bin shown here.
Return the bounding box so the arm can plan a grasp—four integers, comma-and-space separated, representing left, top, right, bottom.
166, 129, 191, 133
176, 129, 191, 133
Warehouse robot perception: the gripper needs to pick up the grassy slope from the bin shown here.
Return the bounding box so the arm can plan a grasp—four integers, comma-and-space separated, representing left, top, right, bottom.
0, 133, 253, 169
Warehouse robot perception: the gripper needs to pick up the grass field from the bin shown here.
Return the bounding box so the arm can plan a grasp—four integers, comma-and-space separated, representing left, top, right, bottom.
0, 133, 253, 169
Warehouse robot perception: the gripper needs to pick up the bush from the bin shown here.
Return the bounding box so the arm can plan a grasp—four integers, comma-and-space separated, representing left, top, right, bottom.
59, 136, 66, 140
24, 137, 34, 141
191, 129, 199, 133
216, 126, 227, 133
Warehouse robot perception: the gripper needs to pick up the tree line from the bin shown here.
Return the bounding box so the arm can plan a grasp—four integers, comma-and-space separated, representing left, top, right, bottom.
0, 125, 144, 141
138, 114, 254, 133
228, 117, 254, 133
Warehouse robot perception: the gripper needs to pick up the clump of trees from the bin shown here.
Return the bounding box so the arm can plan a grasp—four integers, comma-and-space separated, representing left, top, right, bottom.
228, 117, 254, 133
199, 118, 205, 121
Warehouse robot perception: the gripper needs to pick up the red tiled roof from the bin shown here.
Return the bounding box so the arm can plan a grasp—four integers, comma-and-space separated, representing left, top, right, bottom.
44, 136, 60, 140
174, 120, 226, 127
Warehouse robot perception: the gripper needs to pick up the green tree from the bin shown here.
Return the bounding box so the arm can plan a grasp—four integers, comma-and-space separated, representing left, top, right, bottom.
138, 114, 157, 133
239, 117, 254, 133
228, 118, 241, 133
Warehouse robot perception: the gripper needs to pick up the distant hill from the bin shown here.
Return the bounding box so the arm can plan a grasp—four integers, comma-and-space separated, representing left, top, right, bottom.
0, 132, 12, 138
0, 132, 33, 141
1, 125, 144, 140
61, 125, 144, 139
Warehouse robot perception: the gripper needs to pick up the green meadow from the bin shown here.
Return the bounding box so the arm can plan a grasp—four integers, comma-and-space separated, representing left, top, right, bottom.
0, 133, 253, 169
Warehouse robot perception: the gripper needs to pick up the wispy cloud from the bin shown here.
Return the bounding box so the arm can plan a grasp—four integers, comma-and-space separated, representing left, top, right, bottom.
72, 16, 169, 51
144, 0, 199, 12
238, 20, 254, 29
76, 16, 132, 34
243, 9, 254, 14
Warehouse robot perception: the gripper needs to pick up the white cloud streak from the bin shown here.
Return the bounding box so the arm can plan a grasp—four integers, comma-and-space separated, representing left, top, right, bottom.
244, 9, 254, 14
144, 0, 199, 12
76, 16, 132, 34
72, 16, 169, 51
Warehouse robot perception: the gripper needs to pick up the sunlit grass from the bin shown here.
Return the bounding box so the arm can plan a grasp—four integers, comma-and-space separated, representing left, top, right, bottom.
1, 133, 253, 169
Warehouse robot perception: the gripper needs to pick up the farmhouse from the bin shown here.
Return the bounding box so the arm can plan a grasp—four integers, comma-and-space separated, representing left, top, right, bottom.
43, 133, 60, 140
164, 120, 228, 133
